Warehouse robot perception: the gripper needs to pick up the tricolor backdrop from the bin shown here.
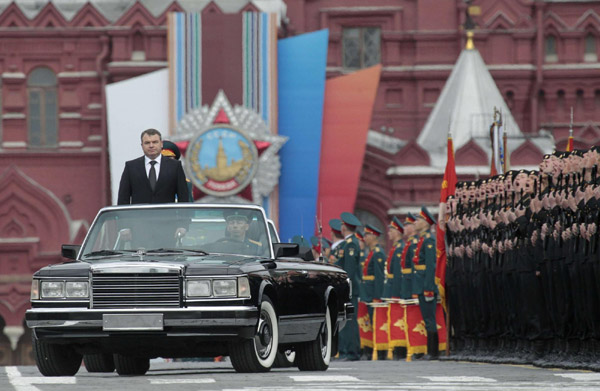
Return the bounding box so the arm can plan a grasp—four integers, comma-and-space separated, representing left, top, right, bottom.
107, 11, 380, 242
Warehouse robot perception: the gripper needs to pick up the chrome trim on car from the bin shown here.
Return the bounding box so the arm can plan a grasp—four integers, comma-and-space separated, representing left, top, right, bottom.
27, 306, 256, 313
26, 306, 259, 329
344, 302, 354, 321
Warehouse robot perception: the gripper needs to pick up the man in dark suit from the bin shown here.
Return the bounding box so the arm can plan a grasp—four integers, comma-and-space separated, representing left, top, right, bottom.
117, 128, 190, 205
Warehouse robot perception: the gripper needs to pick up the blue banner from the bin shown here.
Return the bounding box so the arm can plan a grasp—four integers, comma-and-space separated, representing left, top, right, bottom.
277, 29, 328, 243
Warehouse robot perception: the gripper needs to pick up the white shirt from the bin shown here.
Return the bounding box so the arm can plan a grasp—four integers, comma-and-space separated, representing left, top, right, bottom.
145, 154, 162, 180
331, 239, 343, 250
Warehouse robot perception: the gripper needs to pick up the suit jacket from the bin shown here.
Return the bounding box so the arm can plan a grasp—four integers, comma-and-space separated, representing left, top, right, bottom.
117, 156, 190, 205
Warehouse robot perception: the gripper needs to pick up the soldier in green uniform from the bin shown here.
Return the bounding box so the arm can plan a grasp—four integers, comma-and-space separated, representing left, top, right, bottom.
413, 206, 439, 360
356, 227, 371, 360
384, 216, 405, 359
384, 217, 404, 300
362, 224, 387, 360
337, 212, 363, 361
329, 219, 345, 265
399, 213, 418, 301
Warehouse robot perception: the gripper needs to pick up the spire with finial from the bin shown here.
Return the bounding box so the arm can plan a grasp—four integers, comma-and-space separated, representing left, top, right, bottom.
464, 0, 477, 50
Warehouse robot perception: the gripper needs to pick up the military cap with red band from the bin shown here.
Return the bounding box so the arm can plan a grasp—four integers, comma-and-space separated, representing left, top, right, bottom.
161, 140, 181, 160
340, 212, 362, 228
419, 206, 436, 226
364, 224, 382, 237
355, 228, 365, 240
405, 212, 417, 224
329, 218, 342, 235
389, 216, 404, 233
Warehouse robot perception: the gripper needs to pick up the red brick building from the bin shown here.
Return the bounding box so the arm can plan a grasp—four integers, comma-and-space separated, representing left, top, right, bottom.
1, 0, 600, 364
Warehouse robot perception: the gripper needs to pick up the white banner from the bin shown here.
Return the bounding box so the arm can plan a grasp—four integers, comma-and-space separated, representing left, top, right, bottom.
106, 69, 169, 205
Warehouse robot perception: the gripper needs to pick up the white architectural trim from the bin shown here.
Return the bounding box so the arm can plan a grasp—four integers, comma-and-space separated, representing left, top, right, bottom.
59, 141, 84, 147
386, 165, 541, 176
3, 113, 25, 119
59, 112, 82, 119
2, 141, 27, 148
108, 61, 167, 68
58, 71, 99, 78
1, 72, 26, 79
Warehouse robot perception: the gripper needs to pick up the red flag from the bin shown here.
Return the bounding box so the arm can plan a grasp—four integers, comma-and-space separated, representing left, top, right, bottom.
566, 135, 574, 152
435, 136, 456, 311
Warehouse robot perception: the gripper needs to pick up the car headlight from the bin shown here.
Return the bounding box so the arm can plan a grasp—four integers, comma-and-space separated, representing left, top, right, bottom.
31, 280, 39, 300
41, 281, 65, 298
238, 277, 250, 299
187, 280, 211, 297
66, 282, 89, 298
213, 279, 236, 297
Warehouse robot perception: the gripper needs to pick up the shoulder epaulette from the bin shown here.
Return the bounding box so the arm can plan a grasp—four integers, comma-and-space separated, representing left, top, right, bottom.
346, 238, 352, 243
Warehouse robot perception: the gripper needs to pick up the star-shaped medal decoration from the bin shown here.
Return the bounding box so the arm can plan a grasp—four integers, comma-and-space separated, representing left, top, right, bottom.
172, 90, 287, 204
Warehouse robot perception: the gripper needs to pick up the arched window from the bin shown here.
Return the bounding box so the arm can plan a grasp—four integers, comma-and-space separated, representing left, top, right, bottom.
545, 35, 558, 62
131, 29, 146, 61
506, 90, 515, 110
27, 67, 57, 147
584, 33, 597, 62
576, 89, 584, 112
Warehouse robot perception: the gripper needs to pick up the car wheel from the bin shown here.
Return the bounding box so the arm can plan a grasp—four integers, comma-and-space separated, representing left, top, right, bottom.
83, 353, 115, 373
296, 306, 332, 371
31, 333, 82, 376
113, 354, 150, 376
230, 297, 278, 373
273, 348, 296, 368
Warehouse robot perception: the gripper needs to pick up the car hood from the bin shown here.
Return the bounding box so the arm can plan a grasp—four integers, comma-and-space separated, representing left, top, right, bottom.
33, 253, 267, 277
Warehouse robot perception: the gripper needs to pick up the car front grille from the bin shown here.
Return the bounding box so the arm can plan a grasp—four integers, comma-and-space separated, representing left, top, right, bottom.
92, 273, 181, 309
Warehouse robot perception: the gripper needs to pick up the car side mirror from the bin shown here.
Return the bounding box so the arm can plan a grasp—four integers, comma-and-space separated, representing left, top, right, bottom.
61, 244, 81, 260
273, 243, 299, 258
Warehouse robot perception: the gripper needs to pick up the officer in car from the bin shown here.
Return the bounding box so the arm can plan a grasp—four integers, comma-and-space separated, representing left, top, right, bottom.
216, 210, 263, 255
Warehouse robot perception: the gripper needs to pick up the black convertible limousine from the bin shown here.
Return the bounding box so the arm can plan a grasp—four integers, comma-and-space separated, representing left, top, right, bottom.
26, 204, 353, 376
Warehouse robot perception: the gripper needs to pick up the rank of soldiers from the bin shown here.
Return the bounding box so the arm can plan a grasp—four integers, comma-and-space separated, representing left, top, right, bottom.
444, 147, 600, 368
295, 208, 446, 361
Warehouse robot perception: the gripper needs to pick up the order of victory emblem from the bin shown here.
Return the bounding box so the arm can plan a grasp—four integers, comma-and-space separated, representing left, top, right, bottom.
175, 90, 287, 203
187, 126, 258, 197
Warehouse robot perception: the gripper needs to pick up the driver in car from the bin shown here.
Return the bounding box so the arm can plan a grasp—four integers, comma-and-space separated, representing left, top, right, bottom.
223, 210, 263, 255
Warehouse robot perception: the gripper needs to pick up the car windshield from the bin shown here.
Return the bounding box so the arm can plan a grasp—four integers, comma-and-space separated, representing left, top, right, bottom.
80, 206, 271, 259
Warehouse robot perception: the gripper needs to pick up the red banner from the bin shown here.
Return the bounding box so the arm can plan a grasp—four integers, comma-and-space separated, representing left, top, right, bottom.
436, 302, 448, 351
387, 302, 406, 348
372, 303, 389, 356
357, 301, 372, 348
435, 136, 456, 311
403, 302, 428, 360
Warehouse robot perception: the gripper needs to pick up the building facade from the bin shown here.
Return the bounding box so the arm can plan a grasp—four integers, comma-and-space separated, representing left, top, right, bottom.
1, 0, 600, 364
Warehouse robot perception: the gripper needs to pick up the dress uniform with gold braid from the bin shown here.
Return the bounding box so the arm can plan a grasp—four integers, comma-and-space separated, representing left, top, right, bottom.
400, 213, 418, 300
337, 212, 363, 361
383, 217, 404, 299
329, 218, 345, 266
413, 206, 439, 360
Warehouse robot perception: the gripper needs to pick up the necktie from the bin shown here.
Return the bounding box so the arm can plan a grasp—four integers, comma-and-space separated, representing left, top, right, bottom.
149, 161, 157, 191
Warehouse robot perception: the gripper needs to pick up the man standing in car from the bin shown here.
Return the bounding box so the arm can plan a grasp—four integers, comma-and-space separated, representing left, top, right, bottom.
117, 128, 190, 205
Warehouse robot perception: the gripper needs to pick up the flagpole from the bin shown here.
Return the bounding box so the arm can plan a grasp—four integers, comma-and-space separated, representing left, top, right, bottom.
567, 107, 574, 152
503, 118, 508, 173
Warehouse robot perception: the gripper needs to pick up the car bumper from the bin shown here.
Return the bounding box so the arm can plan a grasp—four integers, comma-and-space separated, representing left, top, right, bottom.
26, 306, 259, 339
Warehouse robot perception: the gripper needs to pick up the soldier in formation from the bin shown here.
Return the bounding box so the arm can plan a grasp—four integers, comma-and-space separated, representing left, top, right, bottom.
445, 148, 600, 369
